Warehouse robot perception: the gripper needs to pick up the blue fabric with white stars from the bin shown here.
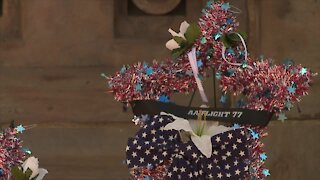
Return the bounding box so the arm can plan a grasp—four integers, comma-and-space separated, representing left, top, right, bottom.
126, 115, 251, 179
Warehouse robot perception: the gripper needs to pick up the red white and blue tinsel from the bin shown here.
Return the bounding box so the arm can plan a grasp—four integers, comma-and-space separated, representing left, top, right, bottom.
0, 125, 29, 179
105, 1, 315, 179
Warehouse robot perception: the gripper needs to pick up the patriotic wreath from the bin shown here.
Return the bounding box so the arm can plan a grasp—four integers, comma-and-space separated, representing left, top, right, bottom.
104, 1, 315, 179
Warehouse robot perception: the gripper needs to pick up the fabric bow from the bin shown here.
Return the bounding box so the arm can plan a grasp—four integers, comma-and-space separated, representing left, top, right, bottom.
126, 114, 250, 179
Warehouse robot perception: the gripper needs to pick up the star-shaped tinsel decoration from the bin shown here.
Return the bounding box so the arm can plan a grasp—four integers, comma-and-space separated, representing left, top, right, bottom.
221, 2, 230, 11
260, 153, 268, 161
300, 67, 308, 75
248, 129, 259, 140
158, 95, 169, 103
22, 147, 32, 155
278, 113, 287, 122
213, 32, 222, 40
15, 125, 25, 133
197, 60, 203, 67
215, 72, 222, 79
201, 37, 207, 44
226, 18, 233, 25
262, 169, 271, 177
227, 48, 235, 55
287, 84, 296, 94
285, 101, 293, 110
232, 123, 241, 129
206, 0, 214, 7
120, 65, 126, 74
145, 67, 153, 76
135, 83, 142, 91
220, 94, 227, 104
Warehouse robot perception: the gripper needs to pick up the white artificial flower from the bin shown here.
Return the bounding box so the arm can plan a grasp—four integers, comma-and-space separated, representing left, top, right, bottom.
22, 156, 48, 180
35, 169, 48, 180
161, 112, 232, 158
165, 21, 190, 50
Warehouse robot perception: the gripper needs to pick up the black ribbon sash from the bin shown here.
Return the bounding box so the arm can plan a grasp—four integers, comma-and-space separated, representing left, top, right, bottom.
131, 100, 273, 126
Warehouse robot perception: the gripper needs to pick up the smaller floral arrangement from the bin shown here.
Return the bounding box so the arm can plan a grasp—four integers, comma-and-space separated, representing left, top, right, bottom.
0, 123, 48, 180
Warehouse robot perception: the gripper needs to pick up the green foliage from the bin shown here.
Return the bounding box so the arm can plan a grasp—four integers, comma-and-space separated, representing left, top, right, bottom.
221, 30, 248, 49
11, 167, 38, 180
170, 23, 201, 59
185, 23, 201, 44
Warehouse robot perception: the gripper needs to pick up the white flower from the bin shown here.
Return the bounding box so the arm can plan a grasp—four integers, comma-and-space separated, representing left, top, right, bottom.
161, 112, 232, 158
22, 156, 48, 180
165, 21, 190, 50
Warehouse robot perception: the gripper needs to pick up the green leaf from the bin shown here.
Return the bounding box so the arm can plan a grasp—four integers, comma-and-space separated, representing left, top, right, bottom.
173, 36, 185, 45
236, 30, 248, 39
226, 31, 248, 42
11, 166, 27, 180
25, 169, 33, 179
172, 46, 188, 59
185, 23, 201, 44
221, 35, 232, 48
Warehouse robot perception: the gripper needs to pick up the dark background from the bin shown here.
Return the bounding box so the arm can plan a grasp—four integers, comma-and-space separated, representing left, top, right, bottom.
0, 0, 319, 179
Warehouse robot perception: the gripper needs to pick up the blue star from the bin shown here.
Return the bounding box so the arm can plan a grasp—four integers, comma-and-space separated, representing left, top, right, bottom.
201, 37, 207, 44
135, 83, 142, 91
287, 85, 296, 94
278, 113, 287, 122
285, 101, 293, 110
227, 48, 235, 55
215, 72, 222, 79
248, 129, 259, 139
300, 68, 308, 75
232, 123, 241, 129
213, 32, 222, 40
198, 74, 204, 80
120, 66, 126, 74
226, 69, 235, 76
22, 147, 32, 155
220, 95, 227, 104
15, 125, 25, 133
262, 169, 271, 177
159, 95, 169, 103
145, 67, 153, 76
221, 3, 230, 11
260, 153, 268, 161
206, 0, 214, 7
236, 99, 246, 108
197, 60, 203, 67
241, 62, 248, 69
283, 58, 295, 67
226, 18, 233, 25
